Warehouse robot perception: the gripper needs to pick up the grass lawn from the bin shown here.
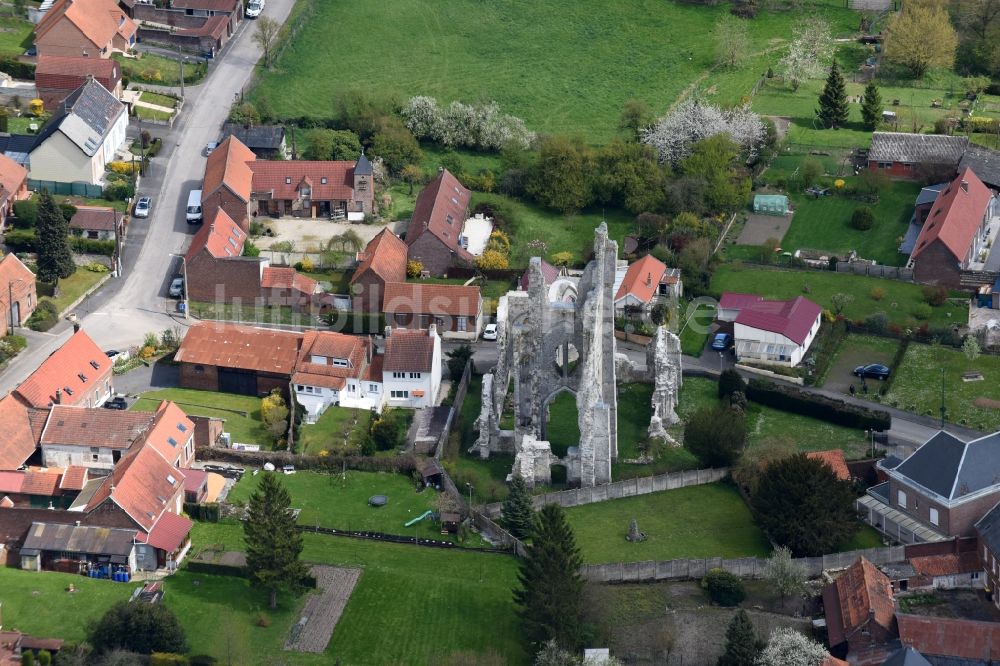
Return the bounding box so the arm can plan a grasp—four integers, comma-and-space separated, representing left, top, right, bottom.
39, 267, 107, 315
189, 301, 317, 327
563, 482, 771, 564
131, 387, 271, 446
8, 113, 49, 135
415, 275, 516, 300
114, 53, 207, 86
139, 91, 179, 108
817, 333, 901, 389
300, 269, 352, 293
885, 343, 1000, 430
57, 194, 129, 213
472, 192, 634, 268
250, 0, 855, 141
297, 405, 373, 455
779, 180, 922, 266
0, 15, 34, 58
190, 521, 527, 664
226, 470, 449, 539
711, 265, 965, 327
679, 300, 716, 356
134, 105, 172, 122
546, 391, 580, 457
840, 524, 886, 551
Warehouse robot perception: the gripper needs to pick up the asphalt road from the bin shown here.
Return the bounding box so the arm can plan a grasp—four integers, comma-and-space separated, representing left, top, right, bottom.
0, 3, 296, 396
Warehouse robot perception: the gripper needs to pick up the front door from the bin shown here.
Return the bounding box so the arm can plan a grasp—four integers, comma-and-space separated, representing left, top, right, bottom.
10, 301, 18, 327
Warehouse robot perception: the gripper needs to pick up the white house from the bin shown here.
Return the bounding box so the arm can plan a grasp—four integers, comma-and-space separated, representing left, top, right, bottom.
612, 254, 681, 313
382, 326, 442, 409
292, 330, 383, 423
28, 78, 128, 186
719, 292, 822, 367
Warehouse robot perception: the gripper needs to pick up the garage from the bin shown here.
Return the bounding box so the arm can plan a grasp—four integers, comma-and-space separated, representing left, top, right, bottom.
218, 367, 257, 395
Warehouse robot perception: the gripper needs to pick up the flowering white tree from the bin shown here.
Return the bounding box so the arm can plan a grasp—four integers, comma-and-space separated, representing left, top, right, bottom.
641, 99, 766, 165
401, 96, 444, 139
778, 17, 836, 90
755, 628, 829, 666
400, 96, 534, 151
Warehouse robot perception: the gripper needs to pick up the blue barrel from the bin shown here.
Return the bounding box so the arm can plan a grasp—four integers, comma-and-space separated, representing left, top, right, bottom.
114, 571, 122, 582
124, 571, 131, 582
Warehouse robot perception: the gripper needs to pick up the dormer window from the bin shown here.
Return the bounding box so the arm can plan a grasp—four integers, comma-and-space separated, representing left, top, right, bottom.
90, 360, 100, 370
64, 387, 74, 396
78, 373, 88, 382
168, 437, 177, 447
167, 474, 176, 485
177, 423, 187, 432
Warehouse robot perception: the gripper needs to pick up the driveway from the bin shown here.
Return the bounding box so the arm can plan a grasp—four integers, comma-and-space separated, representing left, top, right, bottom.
0, 0, 297, 395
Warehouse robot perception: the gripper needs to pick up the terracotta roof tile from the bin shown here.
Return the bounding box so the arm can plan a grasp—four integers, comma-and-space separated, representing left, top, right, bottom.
203, 135, 255, 203
290, 371, 346, 391
35, 56, 120, 93
69, 205, 121, 232
185, 207, 245, 261
614, 254, 667, 303
21, 470, 61, 496
140, 401, 194, 467
250, 160, 358, 201
58, 465, 88, 491
363, 354, 383, 382
39, 405, 154, 449
0, 154, 27, 207
36, 0, 137, 51
86, 441, 184, 531
384, 328, 436, 373
909, 551, 981, 577
175, 13, 229, 39
175, 322, 302, 375
0, 395, 39, 469
382, 282, 481, 318
0, 496, 12, 508
911, 167, 995, 262
807, 450, 851, 481
898, 613, 1000, 661
405, 169, 473, 262
260, 266, 317, 294
0, 254, 35, 308
140, 510, 192, 552
0, 471, 24, 494
822, 557, 896, 647
13, 329, 112, 408
292, 331, 370, 389
351, 228, 407, 285
170, 0, 239, 11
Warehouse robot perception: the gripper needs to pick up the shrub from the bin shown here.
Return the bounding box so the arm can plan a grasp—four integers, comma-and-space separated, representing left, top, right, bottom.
406, 259, 423, 278
141, 345, 156, 359
475, 249, 510, 270
745, 378, 891, 430
550, 251, 572, 266
3, 228, 36, 251
703, 568, 745, 606
718, 368, 746, 399
870, 286, 885, 301
149, 654, 188, 666
255, 612, 271, 628
104, 181, 135, 202
300, 257, 314, 272
864, 311, 888, 334
850, 206, 875, 230
85, 262, 110, 272
69, 237, 115, 256
0, 58, 36, 80
921, 284, 948, 306
913, 303, 933, 320
26, 300, 58, 332
108, 161, 139, 175
12, 199, 38, 227
90, 601, 187, 654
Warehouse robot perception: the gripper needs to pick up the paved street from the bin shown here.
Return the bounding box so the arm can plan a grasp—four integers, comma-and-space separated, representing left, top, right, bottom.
0, 3, 295, 396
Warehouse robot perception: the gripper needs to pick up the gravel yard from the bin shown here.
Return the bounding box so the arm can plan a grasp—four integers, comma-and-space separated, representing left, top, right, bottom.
284, 565, 362, 653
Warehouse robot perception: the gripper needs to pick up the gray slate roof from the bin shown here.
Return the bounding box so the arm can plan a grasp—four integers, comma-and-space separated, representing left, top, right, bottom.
959, 143, 1000, 189
354, 152, 373, 176
976, 499, 1000, 554
916, 182, 948, 207
882, 647, 933, 666
869, 132, 969, 165
22, 521, 135, 557
894, 430, 1000, 500
32, 79, 124, 157
220, 123, 286, 151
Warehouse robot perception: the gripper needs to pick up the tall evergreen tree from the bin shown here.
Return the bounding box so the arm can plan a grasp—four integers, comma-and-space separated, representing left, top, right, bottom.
513, 504, 584, 651
501, 475, 535, 540
717, 609, 763, 666
243, 473, 309, 609
35, 189, 75, 285
816, 60, 849, 129
860, 82, 883, 130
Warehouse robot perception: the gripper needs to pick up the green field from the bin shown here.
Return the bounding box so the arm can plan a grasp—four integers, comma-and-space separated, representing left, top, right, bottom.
546, 391, 581, 457
297, 406, 374, 455
885, 343, 1000, 430
563, 482, 772, 563
131, 387, 271, 446
711, 265, 965, 326
251, 0, 856, 141
0, 16, 34, 58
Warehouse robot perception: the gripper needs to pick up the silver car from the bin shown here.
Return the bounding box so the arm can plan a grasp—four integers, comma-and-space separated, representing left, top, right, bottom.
168, 277, 184, 298
134, 196, 151, 218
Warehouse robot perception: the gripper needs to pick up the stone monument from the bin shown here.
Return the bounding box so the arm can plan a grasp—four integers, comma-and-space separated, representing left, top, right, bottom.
647, 326, 682, 444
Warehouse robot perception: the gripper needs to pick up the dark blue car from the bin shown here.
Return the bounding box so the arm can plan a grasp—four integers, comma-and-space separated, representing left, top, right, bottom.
710, 332, 733, 351
853, 363, 891, 380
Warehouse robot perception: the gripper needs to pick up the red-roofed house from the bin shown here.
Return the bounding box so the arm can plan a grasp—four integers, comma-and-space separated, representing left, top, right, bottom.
382, 282, 483, 340
0, 253, 36, 337
34, 0, 136, 59
808, 449, 852, 482
35, 55, 122, 108
822, 557, 898, 660
69, 205, 123, 241
249, 154, 374, 221
292, 330, 381, 421
260, 266, 318, 306
0, 468, 73, 508
202, 135, 255, 230
39, 405, 155, 470
0, 155, 28, 231
351, 228, 408, 313
897, 614, 1000, 663
0, 396, 41, 470
907, 551, 983, 590
404, 169, 474, 276
13, 328, 113, 408
613, 254, 682, 313
718, 292, 822, 367
382, 326, 441, 409
908, 167, 997, 288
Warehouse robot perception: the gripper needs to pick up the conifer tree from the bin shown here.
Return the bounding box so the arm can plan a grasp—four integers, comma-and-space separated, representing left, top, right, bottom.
35, 189, 75, 286
861, 81, 883, 130
244, 473, 309, 609
816, 60, 849, 129
501, 475, 535, 540
717, 609, 763, 666
513, 504, 584, 651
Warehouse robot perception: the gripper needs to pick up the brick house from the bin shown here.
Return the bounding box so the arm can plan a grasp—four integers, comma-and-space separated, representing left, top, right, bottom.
897, 614, 1000, 663
202, 135, 255, 230
132, 0, 241, 56
0, 395, 42, 470
259, 266, 318, 308
350, 228, 407, 313
249, 154, 374, 221
12, 328, 113, 409
907, 168, 997, 289
859, 430, 1000, 543
69, 205, 122, 241
0, 155, 29, 230
382, 282, 483, 340
38, 406, 155, 470
0, 253, 36, 337
867, 132, 968, 181
35, 56, 122, 108
404, 168, 474, 276
822, 557, 898, 661
0, 468, 74, 509
975, 499, 1000, 608
33, 0, 137, 59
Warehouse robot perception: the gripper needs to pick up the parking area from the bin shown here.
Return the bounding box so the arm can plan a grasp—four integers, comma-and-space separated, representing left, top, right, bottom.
821, 334, 901, 394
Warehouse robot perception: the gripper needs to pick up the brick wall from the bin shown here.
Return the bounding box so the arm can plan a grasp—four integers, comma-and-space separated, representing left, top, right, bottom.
133, 5, 207, 28
889, 477, 1000, 537
912, 241, 962, 289
351, 272, 384, 313
180, 362, 219, 392
186, 251, 262, 303
407, 233, 455, 277
203, 189, 250, 231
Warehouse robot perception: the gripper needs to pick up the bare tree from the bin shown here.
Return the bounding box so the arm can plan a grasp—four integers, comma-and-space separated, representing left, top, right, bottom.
253, 16, 283, 68
715, 15, 751, 69
961, 0, 1000, 39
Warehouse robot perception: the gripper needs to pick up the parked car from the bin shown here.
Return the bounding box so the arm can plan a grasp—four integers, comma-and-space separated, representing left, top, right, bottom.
204, 141, 218, 156
134, 196, 151, 218
103, 396, 128, 410
853, 363, 891, 380
482, 323, 498, 341
246, 0, 264, 17
710, 332, 733, 351
282, 465, 296, 475
23, 46, 36, 57
168, 277, 184, 298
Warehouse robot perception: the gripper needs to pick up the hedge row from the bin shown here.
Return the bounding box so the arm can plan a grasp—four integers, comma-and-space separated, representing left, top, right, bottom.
3, 230, 115, 256
745, 378, 892, 431
185, 560, 246, 578
183, 502, 221, 522
0, 58, 35, 80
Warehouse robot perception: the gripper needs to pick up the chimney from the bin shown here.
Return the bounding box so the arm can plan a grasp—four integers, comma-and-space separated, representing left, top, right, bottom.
961, 180, 969, 193
73, 322, 80, 333
75, 520, 81, 526
646, 272, 652, 286
55, 388, 62, 404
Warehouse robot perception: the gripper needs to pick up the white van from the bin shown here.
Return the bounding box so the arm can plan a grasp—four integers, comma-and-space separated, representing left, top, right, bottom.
186, 189, 203, 223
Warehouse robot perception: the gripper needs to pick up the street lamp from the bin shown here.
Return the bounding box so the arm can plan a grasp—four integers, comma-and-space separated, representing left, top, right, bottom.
3, 278, 29, 333
168, 253, 190, 321
465, 482, 474, 511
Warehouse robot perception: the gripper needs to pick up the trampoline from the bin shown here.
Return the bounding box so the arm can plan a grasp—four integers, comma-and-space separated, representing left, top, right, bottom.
368, 495, 388, 507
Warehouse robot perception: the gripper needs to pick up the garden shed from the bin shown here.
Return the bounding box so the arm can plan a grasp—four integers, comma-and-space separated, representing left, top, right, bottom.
753, 194, 789, 216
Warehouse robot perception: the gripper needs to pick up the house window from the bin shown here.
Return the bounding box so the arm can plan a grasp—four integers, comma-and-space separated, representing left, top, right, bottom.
369, 384, 379, 391
297, 385, 305, 391
973, 571, 981, 580
321, 177, 327, 184
194, 365, 205, 374
285, 177, 292, 184
332, 358, 349, 367
391, 390, 409, 399
409, 372, 421, 379
92, 454, 99, 462
897, 490, 907, 509
457, 316, 467, 332
87, 231, 99, 240
357, 178, 368, 191
393, 371, 405, 379
929, 508, 939, 525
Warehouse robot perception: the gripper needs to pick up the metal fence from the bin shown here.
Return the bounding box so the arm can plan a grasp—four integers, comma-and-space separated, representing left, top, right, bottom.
433, 361, 473, 460
836, 261, 914, 281
29, 179, 103, 198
